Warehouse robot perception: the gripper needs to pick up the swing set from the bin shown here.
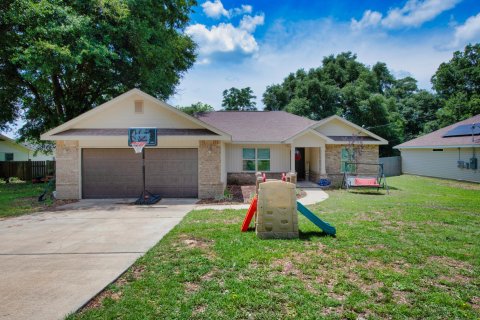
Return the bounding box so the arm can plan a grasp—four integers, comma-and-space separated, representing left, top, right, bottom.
342, 162, 389, 194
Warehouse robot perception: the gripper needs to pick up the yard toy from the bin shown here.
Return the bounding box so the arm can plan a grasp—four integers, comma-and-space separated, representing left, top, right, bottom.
256, 181, 298, 239
342, 162, 389, 194
241, 196, 257, 232
241, 173, 336, 237
296, 201, 336, 235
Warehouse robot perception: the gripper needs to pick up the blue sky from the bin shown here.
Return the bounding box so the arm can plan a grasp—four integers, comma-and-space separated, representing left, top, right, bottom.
169, 0, 480, 109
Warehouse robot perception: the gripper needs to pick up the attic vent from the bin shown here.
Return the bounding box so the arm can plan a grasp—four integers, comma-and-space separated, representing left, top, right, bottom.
134, 100, 144, 114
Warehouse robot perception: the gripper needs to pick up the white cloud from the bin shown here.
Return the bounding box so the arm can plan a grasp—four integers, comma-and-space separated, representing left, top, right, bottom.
186, 21, 261, 60
201, 0, 253, 19
351, 0, 461, 30
351, 10, 382, 30
449, 13, 480, 48
201, 0, 229, 19
239, 14, 265, 32
172, 18, 454, 109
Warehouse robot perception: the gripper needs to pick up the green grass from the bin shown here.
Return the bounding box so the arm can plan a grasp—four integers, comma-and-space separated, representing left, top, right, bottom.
0, 182, 48, 218
71, 175, 480, 319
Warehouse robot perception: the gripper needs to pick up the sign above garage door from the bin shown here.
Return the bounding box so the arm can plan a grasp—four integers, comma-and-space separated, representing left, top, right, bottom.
128, 127, 157, 146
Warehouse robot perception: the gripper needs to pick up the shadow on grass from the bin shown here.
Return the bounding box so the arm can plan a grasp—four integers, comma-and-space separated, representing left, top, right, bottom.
243, 228, 336, 240
299, 230, 335, 240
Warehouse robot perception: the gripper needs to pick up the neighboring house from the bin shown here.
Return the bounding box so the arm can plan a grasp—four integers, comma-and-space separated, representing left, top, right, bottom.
41, 89, 388, 200
0, 134, 54, 161
395, 114, 480, 183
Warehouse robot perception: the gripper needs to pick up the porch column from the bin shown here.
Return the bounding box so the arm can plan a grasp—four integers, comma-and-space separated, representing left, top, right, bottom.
290, 145, 295, 172
320, 145, 326, 175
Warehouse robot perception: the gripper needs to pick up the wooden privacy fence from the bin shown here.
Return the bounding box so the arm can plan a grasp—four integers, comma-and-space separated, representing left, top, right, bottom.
379, 156, 402, 177
0, 161, 55, 181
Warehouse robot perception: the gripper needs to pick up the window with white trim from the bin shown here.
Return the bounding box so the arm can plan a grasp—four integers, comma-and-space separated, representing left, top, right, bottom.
242, 148, 270, 171
5, 153, 14, 161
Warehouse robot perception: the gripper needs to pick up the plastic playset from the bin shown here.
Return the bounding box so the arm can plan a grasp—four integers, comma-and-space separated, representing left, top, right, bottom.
241, 172, 336, 239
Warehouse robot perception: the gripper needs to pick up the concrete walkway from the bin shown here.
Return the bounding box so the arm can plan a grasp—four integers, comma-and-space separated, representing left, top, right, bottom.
194, 188, 329, 210
0, 198, 196, 320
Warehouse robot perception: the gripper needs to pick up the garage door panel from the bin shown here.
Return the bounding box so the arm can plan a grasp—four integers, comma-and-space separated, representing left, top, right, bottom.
82, 148, 198, 198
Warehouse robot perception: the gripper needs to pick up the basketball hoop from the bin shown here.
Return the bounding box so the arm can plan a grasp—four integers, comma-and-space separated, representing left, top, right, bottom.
131, 141, 147, 154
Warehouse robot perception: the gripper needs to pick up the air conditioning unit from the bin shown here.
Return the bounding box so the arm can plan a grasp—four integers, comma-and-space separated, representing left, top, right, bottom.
470, 157, 478, 170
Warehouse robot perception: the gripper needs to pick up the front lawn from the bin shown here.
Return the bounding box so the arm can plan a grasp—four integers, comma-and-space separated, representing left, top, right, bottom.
0, 181, 47, 218
0, 180, 72, 219
72, 175, 480, 319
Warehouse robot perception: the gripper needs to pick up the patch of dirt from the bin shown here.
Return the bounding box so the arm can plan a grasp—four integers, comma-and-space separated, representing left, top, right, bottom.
427, 256, 472, 271
434, 180, 480, 191
82, 289, 123, 310
185, 281, 200, 294
176, 235, 217, 260
393, 290, 410, 305
470, 297, 480, 310
192, 304, 207, 316
80, 263, 147, 312
438, 274, 471, 285
296, 189, 307, 199
181, 237, 214, 250
197, 185, 253, 204
200, 268, 219, 282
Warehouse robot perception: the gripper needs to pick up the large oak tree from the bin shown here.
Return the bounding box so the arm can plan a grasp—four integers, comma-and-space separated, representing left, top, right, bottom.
0, 0, 197, 150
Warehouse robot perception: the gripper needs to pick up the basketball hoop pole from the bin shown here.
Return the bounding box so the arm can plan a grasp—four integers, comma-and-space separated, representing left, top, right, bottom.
129, 128, 160, 205
142, 147, 146, 200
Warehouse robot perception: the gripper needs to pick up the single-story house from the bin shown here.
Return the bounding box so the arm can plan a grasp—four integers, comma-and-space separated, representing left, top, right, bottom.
395, 114, 479, 183
41, 89, 388, 199
0, 134, 54, 161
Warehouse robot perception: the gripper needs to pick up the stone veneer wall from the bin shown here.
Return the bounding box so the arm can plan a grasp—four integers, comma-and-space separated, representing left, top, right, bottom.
325, 144, 379, 187
55, 140, 80, 199
198, 140, 224, 199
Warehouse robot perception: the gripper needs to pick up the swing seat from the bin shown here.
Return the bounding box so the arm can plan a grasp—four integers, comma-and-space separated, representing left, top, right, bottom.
354, 177, 380, 187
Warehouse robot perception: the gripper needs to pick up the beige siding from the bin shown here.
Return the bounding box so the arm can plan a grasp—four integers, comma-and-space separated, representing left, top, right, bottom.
401, 148, 480, 183
316, 118, 367, 136
74, 93, 202, 129
226, 144, 290, 172
309, 147, 320, 172
0, 141, 30, 161
292, 131, 326, 147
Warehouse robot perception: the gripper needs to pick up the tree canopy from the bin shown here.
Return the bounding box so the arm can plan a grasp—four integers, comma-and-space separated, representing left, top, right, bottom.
0, 0, 197, 150
176, 102, 214, 116
222, 87, 257, 111
431, 43, 480, 128
262, 52, 443, 155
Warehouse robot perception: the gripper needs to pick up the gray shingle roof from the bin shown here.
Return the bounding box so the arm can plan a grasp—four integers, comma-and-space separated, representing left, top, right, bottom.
53, 128, 218, 136
395, 114, 480, 148
196, 111, 317, 142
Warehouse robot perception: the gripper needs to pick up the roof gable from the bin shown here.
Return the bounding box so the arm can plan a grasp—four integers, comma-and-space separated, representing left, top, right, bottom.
41, 89, 230, 140
314, 115, 388, 144
395, 114, 480, 148
0, 134, 31, 151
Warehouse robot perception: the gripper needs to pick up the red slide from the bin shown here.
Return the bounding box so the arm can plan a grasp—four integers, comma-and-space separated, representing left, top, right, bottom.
241, 196, 257, 232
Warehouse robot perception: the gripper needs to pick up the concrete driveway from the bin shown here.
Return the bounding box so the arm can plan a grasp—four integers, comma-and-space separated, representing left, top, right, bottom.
0, 199, 196, 320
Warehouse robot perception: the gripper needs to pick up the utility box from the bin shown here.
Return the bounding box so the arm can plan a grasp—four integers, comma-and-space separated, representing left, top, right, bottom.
470, 157, 478, 170
256, 181, 298, 239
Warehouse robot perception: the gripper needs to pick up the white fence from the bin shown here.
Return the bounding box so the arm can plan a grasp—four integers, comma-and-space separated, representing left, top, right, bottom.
379, 156, 402, 177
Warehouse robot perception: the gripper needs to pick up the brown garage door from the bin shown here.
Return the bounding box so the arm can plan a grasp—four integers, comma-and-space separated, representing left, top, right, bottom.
82, 148, 198, 198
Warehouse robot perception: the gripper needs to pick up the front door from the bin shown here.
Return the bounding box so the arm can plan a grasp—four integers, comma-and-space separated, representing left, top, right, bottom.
295, 147, 305, 180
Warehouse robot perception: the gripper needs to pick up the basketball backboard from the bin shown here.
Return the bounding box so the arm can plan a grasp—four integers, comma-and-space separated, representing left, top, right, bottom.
128, 128, 157, 146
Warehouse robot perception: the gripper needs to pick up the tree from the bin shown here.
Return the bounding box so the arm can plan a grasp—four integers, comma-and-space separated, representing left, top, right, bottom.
431, 43, 480, 127
177, 102, 214, 116
222, 87, 257, 111
0, 0, 197, 150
